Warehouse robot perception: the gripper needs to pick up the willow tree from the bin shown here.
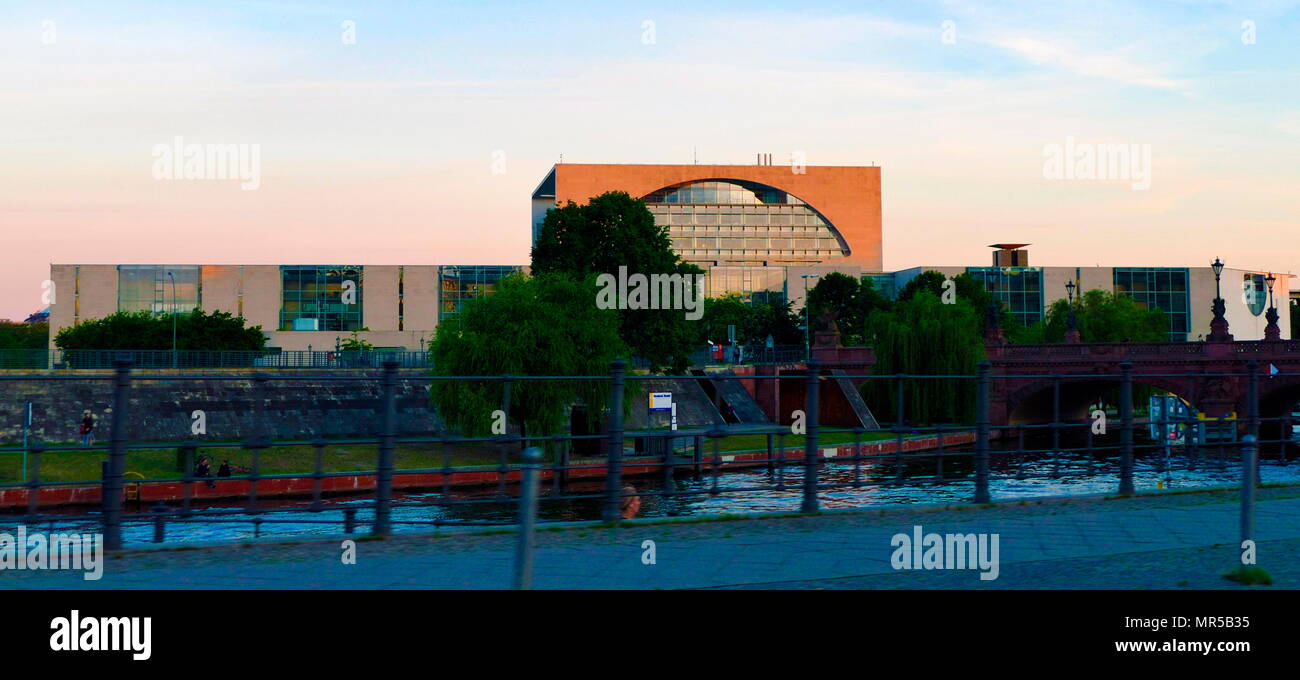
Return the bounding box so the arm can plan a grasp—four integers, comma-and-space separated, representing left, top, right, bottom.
429, 273, 629, 440
863, 290, 985, 425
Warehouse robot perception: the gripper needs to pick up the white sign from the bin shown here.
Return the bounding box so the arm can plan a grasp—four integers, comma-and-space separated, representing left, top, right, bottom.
649, 392, 673, 412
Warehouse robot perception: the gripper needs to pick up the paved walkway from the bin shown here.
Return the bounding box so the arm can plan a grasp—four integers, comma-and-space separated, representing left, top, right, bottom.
4, 487, 1299, 589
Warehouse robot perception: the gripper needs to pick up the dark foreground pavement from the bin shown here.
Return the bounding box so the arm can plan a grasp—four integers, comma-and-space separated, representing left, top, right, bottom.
4, 486, 1298, 589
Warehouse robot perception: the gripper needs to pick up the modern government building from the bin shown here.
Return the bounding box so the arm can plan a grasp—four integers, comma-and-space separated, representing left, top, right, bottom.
47, 160, 1291, 350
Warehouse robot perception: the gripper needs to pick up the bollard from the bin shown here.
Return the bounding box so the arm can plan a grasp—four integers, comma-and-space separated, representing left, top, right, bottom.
152, 503, 167, 543
103, 359, 133, 551
801, 360, 821, 513
372, 360, 399, 536
513, 447, 543, 590
343, 507, 357, 534
25, 447, 42, 526
1241, 434, 1257, 553
601, 360, 627, 523
1119, 362, 1135, 495
973, 361, 991, 504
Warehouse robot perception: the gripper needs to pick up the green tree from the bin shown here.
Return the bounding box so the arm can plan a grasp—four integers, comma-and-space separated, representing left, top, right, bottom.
806, 272, 865, 343
429, 273, 629, 440
531, 191, 704, 372
0, 321, 48, 349
863, 291, 985, 425
339, 329, 375, 351
697, 295, 752, 345
1029, 289, 1168, 343
53, 310, 265, 350
749, 298, 804, 345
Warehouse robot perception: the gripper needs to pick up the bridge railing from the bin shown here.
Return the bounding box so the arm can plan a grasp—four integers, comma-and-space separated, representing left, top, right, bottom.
999, 342, 1210, 358
0, 361, 1290, 553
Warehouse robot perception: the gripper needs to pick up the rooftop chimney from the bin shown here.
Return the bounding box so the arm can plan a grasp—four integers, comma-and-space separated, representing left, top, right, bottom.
990, 243, 1030, 267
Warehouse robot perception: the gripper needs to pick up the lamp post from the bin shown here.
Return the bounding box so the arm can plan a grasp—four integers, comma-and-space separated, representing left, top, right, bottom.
1208, 257, 1232, 342
1265, 272, 1281, 340
167, 270, 178, 368
1064, 279, 1080, 343
801, 273, 819, 362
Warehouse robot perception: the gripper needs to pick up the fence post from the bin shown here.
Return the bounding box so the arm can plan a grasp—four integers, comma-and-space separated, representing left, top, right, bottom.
801, 359, 821, 513
973, 361, 991, 504
372, 360, 399, 536
103, 359, 133, 551
1119, 362, 1135, 495
602, 359, 627, 523
1246, 359, 1260, 486
1241, 434, 1257, 552
513, 446, 543, 590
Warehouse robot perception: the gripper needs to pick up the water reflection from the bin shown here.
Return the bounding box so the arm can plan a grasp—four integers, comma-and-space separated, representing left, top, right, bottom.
15, 439, 1300, 547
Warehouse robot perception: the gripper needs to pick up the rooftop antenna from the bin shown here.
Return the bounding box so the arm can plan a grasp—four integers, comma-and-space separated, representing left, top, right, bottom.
559, 153, 563, 164
693, 147, 697, 164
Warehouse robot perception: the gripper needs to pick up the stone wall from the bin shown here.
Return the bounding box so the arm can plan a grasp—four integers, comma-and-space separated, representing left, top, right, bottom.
0, 369, 443, 444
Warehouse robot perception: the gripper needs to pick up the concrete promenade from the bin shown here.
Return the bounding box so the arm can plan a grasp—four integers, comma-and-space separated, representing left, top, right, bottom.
4, 486, 1299, 589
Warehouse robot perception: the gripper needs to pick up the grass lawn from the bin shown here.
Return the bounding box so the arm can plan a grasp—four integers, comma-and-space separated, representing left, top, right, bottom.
0, 428, 937, 484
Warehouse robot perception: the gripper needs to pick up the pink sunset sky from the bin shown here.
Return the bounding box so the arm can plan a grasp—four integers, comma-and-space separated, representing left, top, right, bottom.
3, 1, 1298, 321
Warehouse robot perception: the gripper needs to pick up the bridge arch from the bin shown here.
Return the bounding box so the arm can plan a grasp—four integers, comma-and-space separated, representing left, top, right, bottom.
1004, 375, 1198, 426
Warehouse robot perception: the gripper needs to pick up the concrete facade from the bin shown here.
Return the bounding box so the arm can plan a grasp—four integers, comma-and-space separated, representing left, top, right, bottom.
47, 264, 487, 351
890, 264, 1292, 342
532, 162, 884, 271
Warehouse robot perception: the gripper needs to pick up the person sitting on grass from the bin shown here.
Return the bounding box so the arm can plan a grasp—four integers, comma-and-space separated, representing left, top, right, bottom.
194, 456, 216, 488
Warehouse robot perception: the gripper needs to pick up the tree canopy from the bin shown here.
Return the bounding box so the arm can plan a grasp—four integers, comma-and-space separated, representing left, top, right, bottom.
1015, 289, 1169, 343
805, 273, 893, 344
695, 295, 803, 346
429, 273, 629, 439
531, 191, 703, 372
862, 290, 985, 425
0, 321, 47, 350
53, 310, 265, 350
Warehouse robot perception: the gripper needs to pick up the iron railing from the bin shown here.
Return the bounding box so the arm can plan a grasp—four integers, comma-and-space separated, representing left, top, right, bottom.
0, 349, 430, 370
0, 360, 1292, 552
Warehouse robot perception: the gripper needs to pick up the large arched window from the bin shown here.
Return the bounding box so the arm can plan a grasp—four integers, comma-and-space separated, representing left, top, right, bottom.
641, 179, 849, 265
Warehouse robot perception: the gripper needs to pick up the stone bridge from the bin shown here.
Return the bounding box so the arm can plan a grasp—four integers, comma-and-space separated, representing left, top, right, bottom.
986, 339, 1300, 440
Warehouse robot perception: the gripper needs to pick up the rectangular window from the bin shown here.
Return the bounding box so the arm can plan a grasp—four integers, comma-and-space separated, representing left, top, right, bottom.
965, 267, 1044, 327
279, 265, 364, 331
1113, 268, 1190, 341
118, 265, 201, 314
437, 265, 523, 321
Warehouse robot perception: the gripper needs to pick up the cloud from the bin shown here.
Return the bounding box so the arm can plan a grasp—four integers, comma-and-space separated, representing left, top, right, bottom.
991, 36, 1187, 91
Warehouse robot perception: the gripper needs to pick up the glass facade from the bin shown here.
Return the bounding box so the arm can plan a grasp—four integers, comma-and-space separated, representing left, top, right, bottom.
702, 265, 786, 299
966, 267, 1044, 327
279, 266, 364, 331
1113, 268, 1190, 341
438, 265, 523, 321
862, 273, 897, 301
117, 265, 201, 314
643, 180, 847, 266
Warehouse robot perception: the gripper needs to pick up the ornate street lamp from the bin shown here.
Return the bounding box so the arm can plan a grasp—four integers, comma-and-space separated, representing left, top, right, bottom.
1265, 272, 1281, 340
1064, 279, 1080, 343
1208, 257, 1232, 342
167, 270, 178, 368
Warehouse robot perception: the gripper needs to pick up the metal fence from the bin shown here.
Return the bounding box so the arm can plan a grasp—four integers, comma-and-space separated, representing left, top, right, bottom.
2, 346, 803, 370
0, 349, 430, 370
0, 360, 1288, 556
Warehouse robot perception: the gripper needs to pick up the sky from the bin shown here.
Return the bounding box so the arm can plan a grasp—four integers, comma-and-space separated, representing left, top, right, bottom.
1, 0, 1298, 321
